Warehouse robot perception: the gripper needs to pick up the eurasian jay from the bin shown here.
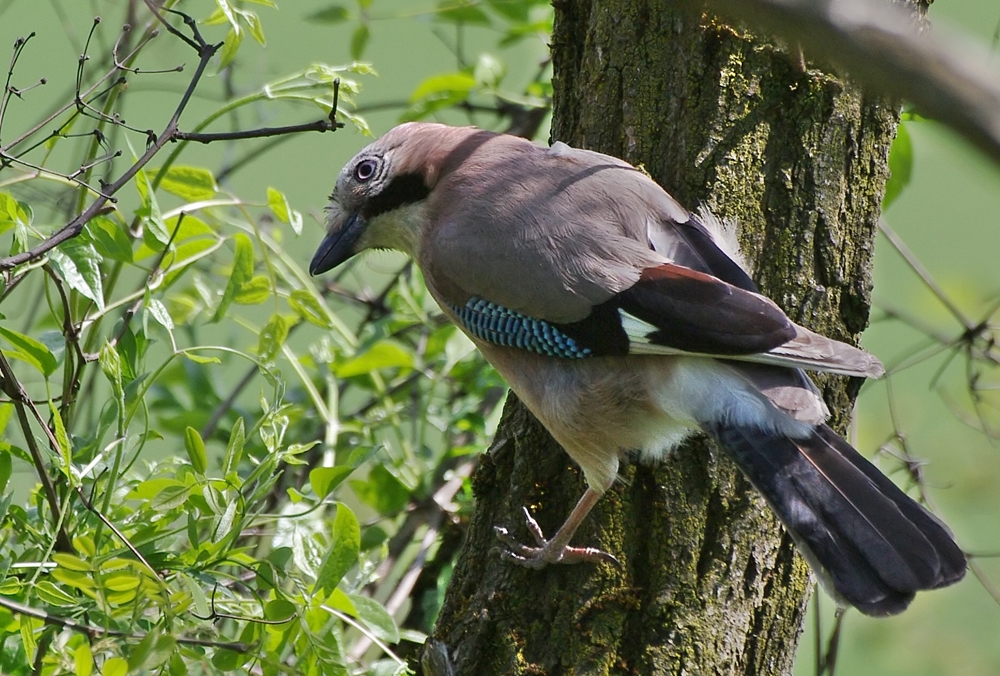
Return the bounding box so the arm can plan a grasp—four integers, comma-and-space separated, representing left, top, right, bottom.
310, 122, 966, 616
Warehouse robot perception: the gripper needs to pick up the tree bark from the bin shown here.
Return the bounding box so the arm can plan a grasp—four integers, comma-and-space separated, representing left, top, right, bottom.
427, 2, 894, 674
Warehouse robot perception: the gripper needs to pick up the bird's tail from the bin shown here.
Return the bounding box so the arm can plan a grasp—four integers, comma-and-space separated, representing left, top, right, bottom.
707, 423, 966, 616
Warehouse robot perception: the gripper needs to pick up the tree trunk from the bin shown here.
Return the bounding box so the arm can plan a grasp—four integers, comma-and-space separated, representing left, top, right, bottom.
427, 2, 894, 674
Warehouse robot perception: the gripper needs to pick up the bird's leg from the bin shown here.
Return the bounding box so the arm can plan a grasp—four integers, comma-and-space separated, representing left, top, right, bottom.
494, 488, 619, 568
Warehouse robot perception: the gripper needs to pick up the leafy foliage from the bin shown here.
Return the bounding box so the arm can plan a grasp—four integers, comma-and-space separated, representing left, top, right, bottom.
0, 1, 517, 673
305, 0, 553, 124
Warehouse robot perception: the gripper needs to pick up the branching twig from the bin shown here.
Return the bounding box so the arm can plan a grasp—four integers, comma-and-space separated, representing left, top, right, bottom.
0, 25, 159, 155
0, 10, 219, 270
0, 11, 346, 274
0, 32, 38, 139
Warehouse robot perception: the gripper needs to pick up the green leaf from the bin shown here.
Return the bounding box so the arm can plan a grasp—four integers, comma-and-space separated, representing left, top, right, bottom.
242, 10, 266, 45
51, 239, 105, 312
103, 656, 128, 676
34, 581, 77, 607
264, 598, 296, 621
167, 213, 215, 242
74, 535, 96, 557
410, 72, 477, 102
219, 27, 243, 69
151, 483, 192, 511
350, 23, 370, 60
146, 297, 174, 331
346, 593, 400, 643
129, 477, 184, 499
184, 352, 222, 365
0, 453, 10, 494
368, 661, 408, 676
266, 187, 303, 234
202, 7, 229, 24
258, 313, 290, 362
19, 616, 37, 667
103, 572, 140, 592
86, 216, 133, 263
308, 5, 350, 23
179, 572, 210, 618
0, 192, 32, 233
211, 649, 243, 671
213, 233, 255, 322
53, 553, 90, 572
223, 417, 245, 475
266, 187, 291, 222
0, 327, 58, 376
884, 121, 913, 210
213, 497, 239, 543
184, 426, 208, 474
336, 340, 414, 378
50, 567, 93, 589
74, 643, 93, 676
350, 465, 410, 516
128, 633, 156, 671
437, 0, 491, 24
48, 402, 71, 468
215, 0, 240, 31
315, 503, 360, 594
155, 165, 218, 201
486, 0, 534, 21
309, 466, 355, 499
289, 289, 334, 329
136, 168, 169, 246
234, 275, 272, 304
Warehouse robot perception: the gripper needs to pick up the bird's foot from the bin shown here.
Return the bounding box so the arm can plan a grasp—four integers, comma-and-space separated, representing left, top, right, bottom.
493, 507, 620, 569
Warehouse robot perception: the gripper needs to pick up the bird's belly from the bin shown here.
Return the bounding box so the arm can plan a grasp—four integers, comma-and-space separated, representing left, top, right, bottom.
475, 343, 701, 491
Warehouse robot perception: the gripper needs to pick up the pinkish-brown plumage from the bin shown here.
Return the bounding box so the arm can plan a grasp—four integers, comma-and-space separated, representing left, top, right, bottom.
311, 122, 965, 616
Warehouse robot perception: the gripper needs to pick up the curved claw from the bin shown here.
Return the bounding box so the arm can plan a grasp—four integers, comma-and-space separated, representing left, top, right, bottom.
493, 506, 621, 569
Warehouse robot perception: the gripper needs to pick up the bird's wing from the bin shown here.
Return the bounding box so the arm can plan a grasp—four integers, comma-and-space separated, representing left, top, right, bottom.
645, 212, 759, 292
422, 138, 882, 377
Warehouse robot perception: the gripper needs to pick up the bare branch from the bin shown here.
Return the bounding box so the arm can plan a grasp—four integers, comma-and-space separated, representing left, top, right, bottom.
173, 117, 342, 143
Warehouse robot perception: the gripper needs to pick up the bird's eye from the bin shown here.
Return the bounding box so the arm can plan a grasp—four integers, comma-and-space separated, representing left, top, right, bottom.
354, 159, 378, 182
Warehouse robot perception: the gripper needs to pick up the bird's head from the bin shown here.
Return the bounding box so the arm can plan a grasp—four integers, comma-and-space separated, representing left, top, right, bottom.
309, 122, 489, 276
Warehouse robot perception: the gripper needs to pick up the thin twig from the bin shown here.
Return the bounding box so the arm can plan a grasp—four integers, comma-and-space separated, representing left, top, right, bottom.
0, 595, 251, 651
877, 219, 972, 331
0, 351, 73, 552
73, 486, 161, 580
173, 118, 342, 143
0, 9, 221, 271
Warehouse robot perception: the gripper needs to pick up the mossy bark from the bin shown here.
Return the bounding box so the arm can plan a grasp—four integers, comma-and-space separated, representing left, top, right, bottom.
427, 2, 895, 674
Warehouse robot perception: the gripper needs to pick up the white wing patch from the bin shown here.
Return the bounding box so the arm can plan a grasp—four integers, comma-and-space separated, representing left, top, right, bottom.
618, 310, 884, 378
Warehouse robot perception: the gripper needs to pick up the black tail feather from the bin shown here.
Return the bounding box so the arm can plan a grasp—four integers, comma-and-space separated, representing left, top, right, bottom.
709, 423, 966, 616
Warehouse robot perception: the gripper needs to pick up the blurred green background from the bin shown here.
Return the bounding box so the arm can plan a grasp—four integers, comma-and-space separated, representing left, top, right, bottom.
1, 0, 997, 673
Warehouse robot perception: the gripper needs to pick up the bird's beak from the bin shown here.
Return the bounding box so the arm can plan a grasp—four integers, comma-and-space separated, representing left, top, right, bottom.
309, 211, 366, 275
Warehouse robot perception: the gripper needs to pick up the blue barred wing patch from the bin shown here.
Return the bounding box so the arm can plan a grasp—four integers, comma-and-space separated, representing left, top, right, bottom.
450, 297, 593, 358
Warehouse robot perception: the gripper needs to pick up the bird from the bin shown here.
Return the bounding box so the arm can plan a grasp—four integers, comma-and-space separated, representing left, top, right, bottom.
309, 121, 966, 616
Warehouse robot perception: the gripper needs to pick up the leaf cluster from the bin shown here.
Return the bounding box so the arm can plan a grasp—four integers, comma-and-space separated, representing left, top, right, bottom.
0, 2, 509, 674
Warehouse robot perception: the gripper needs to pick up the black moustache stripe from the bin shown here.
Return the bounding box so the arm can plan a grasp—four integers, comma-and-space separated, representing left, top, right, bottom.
362, 172, 430, 219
